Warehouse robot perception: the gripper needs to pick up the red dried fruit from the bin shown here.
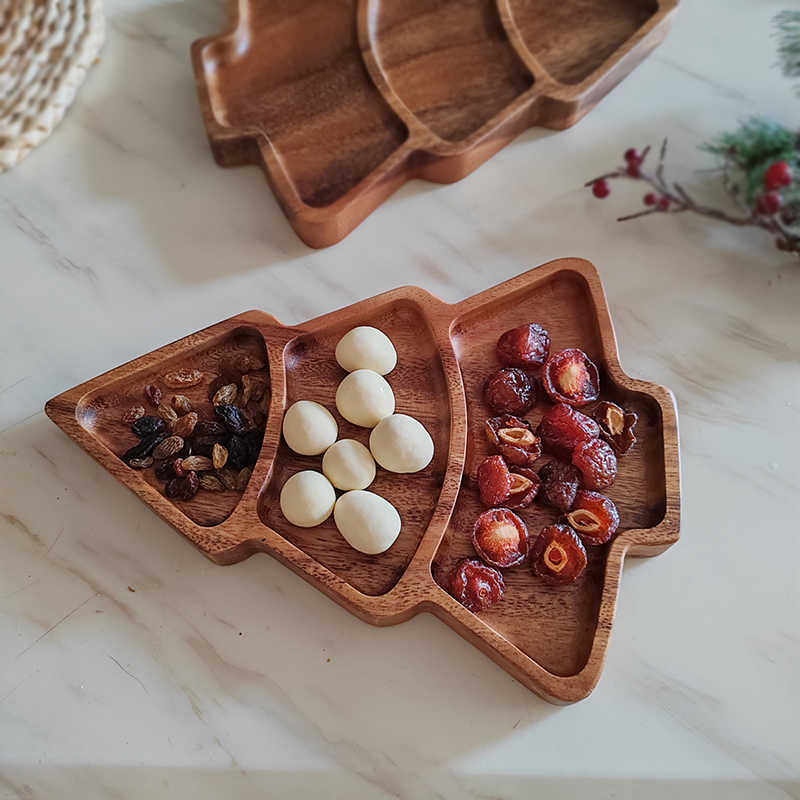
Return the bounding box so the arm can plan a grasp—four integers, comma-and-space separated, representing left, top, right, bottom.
477, 455, 512, 506
496, 323, 551, 368
531, 524, 587, 583
449, 558, 505, 613
506, 467, 540, 509
542, 349, 600, 407
572, 438, 617, 490
592, 401, 638, 455
144, 384, 162, 407
164, 369, 203, 389
538, 403, 600, 459
472, 508, 529, 568
484, 368, 535, 415
171, 457, 186, 478
485, 414, 541, 467
122, 406, 146, 424
539, 461, 581, 512
566, 490, 619, 546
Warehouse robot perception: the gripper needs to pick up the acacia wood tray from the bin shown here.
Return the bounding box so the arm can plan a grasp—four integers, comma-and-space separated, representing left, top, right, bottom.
46, 258, 680, 703
191, 0, 679, 248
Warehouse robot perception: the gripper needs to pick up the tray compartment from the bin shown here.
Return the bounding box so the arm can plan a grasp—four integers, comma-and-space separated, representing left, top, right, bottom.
197, 0, 408, 208
75, 327, 269, 527
367, 0, 534, 142
432, 268, 667, 676
506, 0, 659, 85
257, 298, 451, 596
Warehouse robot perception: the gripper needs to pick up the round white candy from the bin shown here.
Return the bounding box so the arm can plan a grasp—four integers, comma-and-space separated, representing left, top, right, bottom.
279, 471, 336, 528
282, 400, 338, 456
335, 326, 397, 375
322, 439, 376, 491
369, 414, 434, 474
335, 369, 395, 428
334, 490, 401, 555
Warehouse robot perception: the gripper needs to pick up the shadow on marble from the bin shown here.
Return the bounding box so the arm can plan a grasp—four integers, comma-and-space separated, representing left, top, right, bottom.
1, 767, 796, 800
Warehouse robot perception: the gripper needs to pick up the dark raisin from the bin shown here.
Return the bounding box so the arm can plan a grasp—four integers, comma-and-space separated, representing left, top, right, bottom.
131, 415, 166, 438
189, 435, 219, 457
227, 435, 250, 470
215, 404, 247, 435
123, 432, 166, 464
154, 459, 176, 481
243, 430, 263, 466
195, 419, 227, 438
165, 471, 199, 500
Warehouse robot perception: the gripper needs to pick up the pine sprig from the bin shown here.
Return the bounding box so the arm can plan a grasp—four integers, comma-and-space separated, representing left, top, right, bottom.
702, 117, 799, 204
775, 10, 800, 95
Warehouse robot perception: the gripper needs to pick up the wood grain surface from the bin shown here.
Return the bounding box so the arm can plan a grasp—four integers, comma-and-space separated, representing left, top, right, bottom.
45, 258, 681, 703
191, 0, 678, 247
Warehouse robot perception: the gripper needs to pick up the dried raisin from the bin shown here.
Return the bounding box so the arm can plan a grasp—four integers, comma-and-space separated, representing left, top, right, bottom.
484, 368, 535, 415
572, 439, 617, 490
539, 460, 581, 512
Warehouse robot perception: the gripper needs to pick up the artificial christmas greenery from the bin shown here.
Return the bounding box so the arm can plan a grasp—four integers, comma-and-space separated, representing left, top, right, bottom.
587, 11, 800, 258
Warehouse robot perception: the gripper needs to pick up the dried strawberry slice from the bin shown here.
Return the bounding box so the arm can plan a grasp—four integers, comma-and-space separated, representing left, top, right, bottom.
538, 403, 600, 459
476, 455, 512, 506
449, 558, 505, 613
496, 323, 551, 368
506, 467, 540, 509
472, 508, 529, 568
572, 438, 617, 490
566, 490, 619, 546
485, 414, 541, 467
538, 460, 581, 512
543, 349, 600, 407
531, 524, 587, 583
484, 368, 536, 415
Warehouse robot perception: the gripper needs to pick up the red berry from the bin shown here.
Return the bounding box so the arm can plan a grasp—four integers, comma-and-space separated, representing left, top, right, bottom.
643, 192, 658, 206
624, 148, 641, 163
756, 191, 782, 216
626, 161, 641, 178
764, 161, 793, 190
657, 196, 671, 211
592, 179, 611, 199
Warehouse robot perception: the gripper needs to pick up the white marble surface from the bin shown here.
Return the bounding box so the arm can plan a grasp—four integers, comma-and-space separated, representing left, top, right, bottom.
2, 0, 799, 797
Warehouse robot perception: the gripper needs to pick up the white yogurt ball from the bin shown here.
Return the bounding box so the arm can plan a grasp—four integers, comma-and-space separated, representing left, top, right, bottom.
369, 414, 434, 473
282, 400, 338, 455
279, 471, 336, 528
334, 490, 401, 554
335, 369, 395, 428
335, 326, 397, 375
322, 439, 376, 491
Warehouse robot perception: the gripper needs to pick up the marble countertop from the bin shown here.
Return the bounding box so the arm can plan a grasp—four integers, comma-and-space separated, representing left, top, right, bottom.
2, 0, 799, 797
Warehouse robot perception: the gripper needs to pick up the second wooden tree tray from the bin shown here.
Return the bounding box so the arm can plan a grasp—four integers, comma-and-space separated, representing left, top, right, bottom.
46, 259, 680, 703
191, 0, 679, 247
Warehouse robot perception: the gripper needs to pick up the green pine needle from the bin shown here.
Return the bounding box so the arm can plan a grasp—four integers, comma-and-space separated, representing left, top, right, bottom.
702, 118, 798, 204
775, 10, 800, 93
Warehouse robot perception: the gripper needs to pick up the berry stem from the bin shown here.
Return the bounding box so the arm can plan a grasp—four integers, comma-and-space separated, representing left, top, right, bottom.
587, 138, 800, 257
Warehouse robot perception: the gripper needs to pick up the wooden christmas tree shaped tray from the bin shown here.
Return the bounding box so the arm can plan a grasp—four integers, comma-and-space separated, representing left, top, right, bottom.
46, 259, 680, 703
191, 0, 678, 247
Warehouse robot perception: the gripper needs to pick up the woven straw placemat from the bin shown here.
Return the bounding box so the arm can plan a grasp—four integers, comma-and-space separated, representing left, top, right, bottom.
0, 0, 104, 171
